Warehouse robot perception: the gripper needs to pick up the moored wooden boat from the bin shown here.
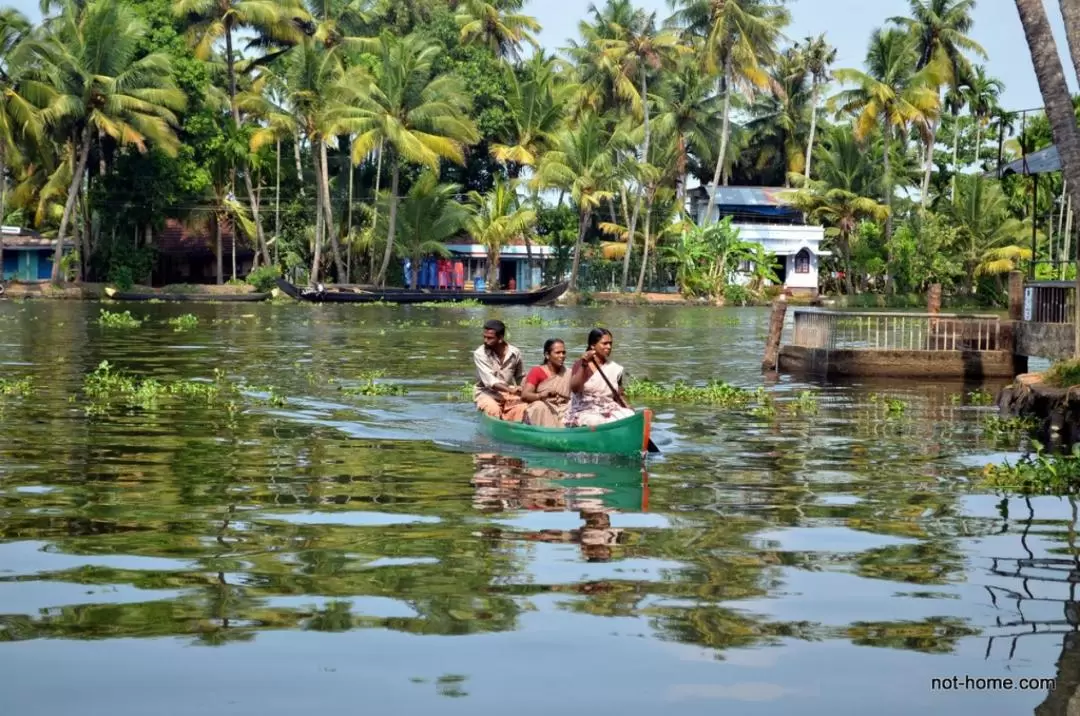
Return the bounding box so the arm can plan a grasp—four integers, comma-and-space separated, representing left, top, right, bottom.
477, 409, 654, 457
274, 277, 569, 306
104, 287, 270, 302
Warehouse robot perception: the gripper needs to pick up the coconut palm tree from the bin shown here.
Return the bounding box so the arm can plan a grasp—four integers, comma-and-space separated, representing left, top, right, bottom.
336, 33, 479, 287
743, 46, 812, 186
390, 171, 470, 289
950, 174, 1032, 292
455, 0, 540, 60
465, 178, 536, 288
172, 0, 312, 266
830, 27, 943, 281
246, 38, 358, 283
598, 8, 686, 291
0, 9, 43, 277
24, 0, 187, 282
963, 65, 1003, 168
653, 59, 722, 209
1012, 0, 1080, 223
795, 34, 836, 181
669, 0, 790, 223
890, 0, 985, 206
533, 112, 627, 290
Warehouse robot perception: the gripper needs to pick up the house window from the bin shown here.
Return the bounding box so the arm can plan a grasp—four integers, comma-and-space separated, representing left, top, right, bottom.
794, 249, 811, 274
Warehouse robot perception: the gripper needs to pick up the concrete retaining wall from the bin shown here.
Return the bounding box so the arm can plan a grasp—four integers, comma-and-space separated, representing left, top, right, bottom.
1016, 321, 1075, 360
779, 345, 1020, 378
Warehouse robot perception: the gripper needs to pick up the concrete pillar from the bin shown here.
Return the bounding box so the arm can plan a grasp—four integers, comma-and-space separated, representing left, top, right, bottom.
1008, 270, 1025, 321
762, 296, 788, 372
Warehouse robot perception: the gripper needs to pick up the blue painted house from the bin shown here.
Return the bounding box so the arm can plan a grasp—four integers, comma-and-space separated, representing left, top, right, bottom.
1, 226, 74, 281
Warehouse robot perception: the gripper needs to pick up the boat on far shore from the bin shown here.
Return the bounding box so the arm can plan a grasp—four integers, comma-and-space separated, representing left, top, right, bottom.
274, 277, 569, 306
104, 287, 271, 302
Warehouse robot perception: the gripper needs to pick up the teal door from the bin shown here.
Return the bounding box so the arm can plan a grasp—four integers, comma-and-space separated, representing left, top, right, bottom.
17, 252, 34, 281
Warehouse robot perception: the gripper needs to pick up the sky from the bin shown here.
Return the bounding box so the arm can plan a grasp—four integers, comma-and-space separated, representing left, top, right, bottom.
524, 0, 1075, 113
4, 0, 1072, 112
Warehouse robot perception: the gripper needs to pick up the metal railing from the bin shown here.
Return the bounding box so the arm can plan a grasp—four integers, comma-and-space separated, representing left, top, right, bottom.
1024, 281, 1076, 324
790, 309, 1003, 352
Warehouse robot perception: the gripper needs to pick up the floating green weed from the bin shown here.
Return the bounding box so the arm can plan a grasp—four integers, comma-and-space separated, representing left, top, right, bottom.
983, 442, 1080, 494
168, 314, 199, 331
789, 390, 819, 416
952, 389, 994, 406
624, 378, 754, 407
0, 376, 33, 398
982, 415, 1038, 441
446, 382, 474, 402
97, 310, 143, 328
749, 387, 778, 418
414, 299, 482, 308
869, 393, 908, 415
83, 360, 237, 414
340, 369, 407, 396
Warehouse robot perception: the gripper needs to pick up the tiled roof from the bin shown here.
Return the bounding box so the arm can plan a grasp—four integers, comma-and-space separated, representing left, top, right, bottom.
157, 218, 253, 257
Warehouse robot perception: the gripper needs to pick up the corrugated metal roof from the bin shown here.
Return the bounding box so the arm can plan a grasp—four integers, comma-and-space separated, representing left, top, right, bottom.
690, 186, 795, 206
997, 145, 1061, 176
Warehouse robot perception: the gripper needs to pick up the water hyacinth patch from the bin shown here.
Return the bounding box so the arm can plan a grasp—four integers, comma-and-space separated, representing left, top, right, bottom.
97, 310, 143, 328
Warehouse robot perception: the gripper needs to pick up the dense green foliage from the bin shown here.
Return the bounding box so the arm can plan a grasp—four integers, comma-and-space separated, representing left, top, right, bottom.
0, 0, 1063, 299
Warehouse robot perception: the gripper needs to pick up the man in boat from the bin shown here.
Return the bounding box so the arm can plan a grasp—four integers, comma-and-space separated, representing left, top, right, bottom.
473, 319, 527, 421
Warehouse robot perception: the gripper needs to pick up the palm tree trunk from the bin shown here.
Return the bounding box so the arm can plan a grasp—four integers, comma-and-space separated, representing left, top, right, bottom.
0, 147, 6, 282
346, 136, 353, 283
621, 70, 650, 292
488, 245, 501, 289
214, 214, 223, 284
882, 124, 894, 293
312, 178, 323, 285
805, 80, 820, 181
951, 112, 960, 204
704, 56, 732, 224
1018, 0, 1080, 355
294, 133, 305, 196
224, 24, 269, 267
52, 125, 93, 282
1020, 0, 1080, 211
635, 192, 654, 293
974, 122, 983, 167
275, 137, 281, 266
570, 208, 589, 291
376, 161, 400, 287
369, 139, 384, 283
920, 122, 935, 209
317, 139, 345, 280
1059, 0, 1080, 103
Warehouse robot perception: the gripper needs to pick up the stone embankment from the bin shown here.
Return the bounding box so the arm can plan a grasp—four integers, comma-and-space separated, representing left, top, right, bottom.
998, 372, 1080, 445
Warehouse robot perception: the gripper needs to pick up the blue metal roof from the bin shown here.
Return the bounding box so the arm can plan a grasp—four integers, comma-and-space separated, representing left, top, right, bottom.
693, 186, 796, 207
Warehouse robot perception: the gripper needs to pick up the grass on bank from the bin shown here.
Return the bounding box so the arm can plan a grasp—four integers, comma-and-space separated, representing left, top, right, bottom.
1045, 359, 1080, 388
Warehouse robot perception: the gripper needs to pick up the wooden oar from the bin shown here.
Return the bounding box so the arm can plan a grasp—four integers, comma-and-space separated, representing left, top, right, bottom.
589, 357, 660, 454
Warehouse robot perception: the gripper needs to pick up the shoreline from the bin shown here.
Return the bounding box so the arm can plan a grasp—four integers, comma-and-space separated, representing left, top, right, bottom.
0, 282, 265, 300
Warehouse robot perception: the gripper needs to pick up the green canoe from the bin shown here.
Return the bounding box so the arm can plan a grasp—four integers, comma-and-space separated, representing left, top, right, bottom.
477, 409, 654, 457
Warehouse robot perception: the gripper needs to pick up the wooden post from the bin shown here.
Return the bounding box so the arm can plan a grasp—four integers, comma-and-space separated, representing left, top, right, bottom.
1008, 270, 1025, 321
762, 296, 788, 372
927, 283, 941, 314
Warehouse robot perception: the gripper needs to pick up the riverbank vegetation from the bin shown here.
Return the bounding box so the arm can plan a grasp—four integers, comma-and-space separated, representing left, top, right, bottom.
0, 0, 1066, 303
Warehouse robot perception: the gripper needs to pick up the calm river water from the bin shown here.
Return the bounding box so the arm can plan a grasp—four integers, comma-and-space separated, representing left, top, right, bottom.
0, 299, 1074, 715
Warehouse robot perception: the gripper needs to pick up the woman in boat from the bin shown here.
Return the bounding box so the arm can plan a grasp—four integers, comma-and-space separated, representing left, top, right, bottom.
521, 338, 571, 427
564, 328, 636, 428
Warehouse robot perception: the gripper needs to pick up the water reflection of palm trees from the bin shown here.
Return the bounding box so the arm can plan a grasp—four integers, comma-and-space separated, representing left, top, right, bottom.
469, 452, 648, 563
